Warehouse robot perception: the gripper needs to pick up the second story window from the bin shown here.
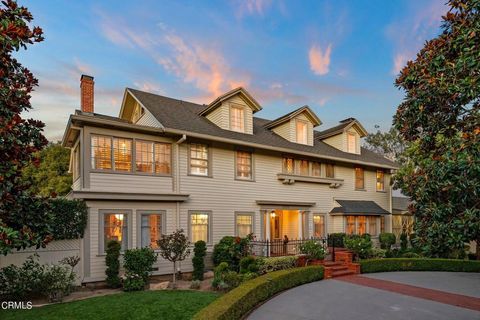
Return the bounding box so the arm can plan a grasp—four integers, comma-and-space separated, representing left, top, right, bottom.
325, 164, 335, 178
296, 120, 308, 144
283, 157, 294, 174
136, 141, 171, 174
236, 151, 253, 180
376, 170, 385, 191
113, 138, 132, 172
347, 132, 356, 153
355, 167, 364, 190
91, 135, 112, 170
297, 160, 309, 176
312, 162, 321, 177
230, 106, 245, 132
190, 143, 209, 176
155, 143, 171, 174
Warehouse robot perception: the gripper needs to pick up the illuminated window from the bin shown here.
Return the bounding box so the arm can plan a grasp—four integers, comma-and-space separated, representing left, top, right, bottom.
296, 120, 308, 144
140, 214, 163, 249
113, 138, 132, 171
357, 216, 366, 235
313, 215, 325, 238
355, 167, 364, 189
297, 160, 309, 176
136, 141, 154, 173
376, 170, 385, 191
104, 213, 128, 251
347, 132, 356, 153
236, 151, 252, 180
368, 216, 377, 236
190, 212, 210, 243
230, 106, 245, 132
283, 157, 294, 174
154, 143, 171, 174
326, 164, 335, 178
236, 214, 253, 237
346, 216, 356, 235
91, 135, 112, 170
312, 162, 321, 177
380, 216, 385, 233
190, 144, 209, 176
73, 144, 80, 180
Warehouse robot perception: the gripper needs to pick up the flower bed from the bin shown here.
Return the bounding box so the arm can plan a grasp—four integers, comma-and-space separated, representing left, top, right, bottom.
360, 258, 480, 273
194, 266, 324, 320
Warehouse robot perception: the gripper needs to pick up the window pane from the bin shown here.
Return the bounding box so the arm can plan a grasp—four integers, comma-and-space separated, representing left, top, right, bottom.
236, 214, 252, 237
104, 213, 127, 251
376, 170, 385, 191
191, 213, 209, 242
141, 214, 162, 249
326, 164, 334, 178
355, 167, 364, 189
190, 144, 208, 176
312, 162, 321, 177
347, 132, 356, 153
155, 143, 171, 174
91, 135, 112, 170
296, 121, 308, 144
313, 215, 325, 238
283, 158, 294, 174
136, 141, 153, 172
236, 151, 252, 179
113, 138, 132, 171
296, 160, 309, 176
368, 216, 377, 236
357, 216, 366, 235
380, 216, 385, 233
346, 216, 355, 235
230, 106, 245, 132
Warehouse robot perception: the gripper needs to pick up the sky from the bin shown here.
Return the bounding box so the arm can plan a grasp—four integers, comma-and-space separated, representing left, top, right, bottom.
17, 0, 448, 141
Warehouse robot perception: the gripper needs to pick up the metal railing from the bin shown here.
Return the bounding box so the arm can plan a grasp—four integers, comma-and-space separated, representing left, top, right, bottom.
249, 237, 328, 257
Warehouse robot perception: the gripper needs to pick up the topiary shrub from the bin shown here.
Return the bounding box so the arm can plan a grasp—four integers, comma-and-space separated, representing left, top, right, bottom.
212, 235, 252, 271
360, 258, 480, 273
400, 233, 408, 251
194, 266, 324, 320
328, 233, 346, 248
192, 240, 207, 281
105, 240, 121, 288
49, 198, 88, 240
123, 247, 158, 291
379, 233, 396, 251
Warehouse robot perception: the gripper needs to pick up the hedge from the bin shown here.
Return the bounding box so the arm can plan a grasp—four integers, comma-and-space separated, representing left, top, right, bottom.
194, 266, 324, 320
360, 258, 480, 273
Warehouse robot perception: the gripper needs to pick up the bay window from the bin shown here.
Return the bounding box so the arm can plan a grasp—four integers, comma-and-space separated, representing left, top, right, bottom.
190, 212, 210, 243
236, 151, 253, 180
357, 216, 366, 235
368, 216, 377, 236
236, 213, 253, 237
189, 144, 209, 176
355, 167, 364, 190
346, 216, 356, 235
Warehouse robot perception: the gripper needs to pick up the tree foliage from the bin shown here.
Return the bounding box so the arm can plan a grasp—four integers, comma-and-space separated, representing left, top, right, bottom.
157, 229, 190, 286
393, 0, 480, 258
363, 126, 407, 162
23, 142, 72, 197
0, 0, 51, 255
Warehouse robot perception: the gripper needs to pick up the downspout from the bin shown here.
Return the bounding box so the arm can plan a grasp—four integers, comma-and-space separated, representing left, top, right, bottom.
175, 134, 187, 230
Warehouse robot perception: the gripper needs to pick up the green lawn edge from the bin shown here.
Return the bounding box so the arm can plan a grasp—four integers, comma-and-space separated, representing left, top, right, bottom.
360, 258, 480, 273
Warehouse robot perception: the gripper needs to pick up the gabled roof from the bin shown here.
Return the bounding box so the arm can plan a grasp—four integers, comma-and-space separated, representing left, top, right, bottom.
123, 88, 397, 169
316, 118, 368, 139
392, 197, 410, 211
264, 105, 322, 129
198, 87, 262, 116
330, 200, 390, 215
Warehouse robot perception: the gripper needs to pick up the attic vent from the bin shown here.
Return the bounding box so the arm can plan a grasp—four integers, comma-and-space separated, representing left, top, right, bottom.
339, 117, 356, 123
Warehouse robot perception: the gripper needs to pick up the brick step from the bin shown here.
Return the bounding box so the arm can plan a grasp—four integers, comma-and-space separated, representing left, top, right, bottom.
322, 261, 344, 267
330, 265, 349, 271
331, 270, 356, 278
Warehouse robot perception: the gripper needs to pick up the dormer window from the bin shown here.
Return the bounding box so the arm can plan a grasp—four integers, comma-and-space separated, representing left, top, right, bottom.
347, 132, 356, 153
230, 105, 245, 132
296, 120, 308, 144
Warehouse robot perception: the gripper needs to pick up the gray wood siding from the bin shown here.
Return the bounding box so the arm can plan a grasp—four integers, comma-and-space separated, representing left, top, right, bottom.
135, 109, 162, 127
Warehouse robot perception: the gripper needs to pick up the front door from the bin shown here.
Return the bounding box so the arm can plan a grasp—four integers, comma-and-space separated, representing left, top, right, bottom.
270, 212, 281, 240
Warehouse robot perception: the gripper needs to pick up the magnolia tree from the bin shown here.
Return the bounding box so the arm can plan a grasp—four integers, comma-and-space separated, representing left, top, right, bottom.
157, 229, 190, 287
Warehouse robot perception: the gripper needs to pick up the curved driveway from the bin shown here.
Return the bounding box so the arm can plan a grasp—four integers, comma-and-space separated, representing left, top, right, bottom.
248, 272, 480, 320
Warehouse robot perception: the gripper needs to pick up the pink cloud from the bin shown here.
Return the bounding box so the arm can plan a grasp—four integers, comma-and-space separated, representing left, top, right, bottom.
235, 0, 274, 17
309, 44, 332, 76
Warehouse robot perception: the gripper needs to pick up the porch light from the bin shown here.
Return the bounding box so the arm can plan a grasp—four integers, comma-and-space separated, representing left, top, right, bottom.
270, 211, 276, 217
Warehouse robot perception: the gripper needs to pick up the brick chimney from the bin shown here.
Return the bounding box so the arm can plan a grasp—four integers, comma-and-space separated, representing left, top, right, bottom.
80, 74, 94, 113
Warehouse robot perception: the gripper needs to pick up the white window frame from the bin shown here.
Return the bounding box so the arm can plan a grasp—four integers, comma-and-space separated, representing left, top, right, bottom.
347, 132, 356, 153
137, 210, 166, 249
235, 150, 254, 181
296, 119, 308, 144
189, 143, 210, 177
188, 211, 212, 244
355, 167, 365, 190
230, 105, 245, 133
235, 212, 254, 237
313, 214, 326, 238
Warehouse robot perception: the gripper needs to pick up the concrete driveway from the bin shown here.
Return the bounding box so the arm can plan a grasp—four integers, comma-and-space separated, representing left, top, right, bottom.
247, 272, 480, 320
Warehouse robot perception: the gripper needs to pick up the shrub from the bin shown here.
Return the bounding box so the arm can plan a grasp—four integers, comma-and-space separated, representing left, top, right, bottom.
328, 233, 346, 248
256, 256, 297, 274
38, 264, 75, 302
360, 258, 480, 273
192, 240, 207, 281
401, 251, 421, 258
123, 273, 145, 292
369, 248, 386, 259
190, 280, 202, 289
379, 233, 396, 251
123, 247, 158, 291
194, 266, 324, 320
223, 271, 241, 288
239, 256, 258, 274
212, 235, 252, 271
299, 240, 326, 260
212, 262, 230, 290
344, 235, 372, 260
105, 240, 121, 288
0, 265, 30, 301
49, 198, 88, 240
400, 233, 408, 251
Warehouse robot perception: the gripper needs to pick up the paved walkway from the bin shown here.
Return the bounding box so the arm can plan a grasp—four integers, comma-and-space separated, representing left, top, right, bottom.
247, 272, 480, 320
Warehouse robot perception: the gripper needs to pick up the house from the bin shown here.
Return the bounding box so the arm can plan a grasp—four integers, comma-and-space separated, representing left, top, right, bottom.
392, 196, 414, 239
60, 75, 397, 283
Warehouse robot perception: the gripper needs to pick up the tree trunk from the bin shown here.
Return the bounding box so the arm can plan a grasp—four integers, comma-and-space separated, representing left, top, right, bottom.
172, 261, 176, 287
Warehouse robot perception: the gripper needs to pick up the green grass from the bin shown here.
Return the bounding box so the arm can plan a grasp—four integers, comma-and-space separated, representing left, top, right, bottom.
0, 290, 219, 320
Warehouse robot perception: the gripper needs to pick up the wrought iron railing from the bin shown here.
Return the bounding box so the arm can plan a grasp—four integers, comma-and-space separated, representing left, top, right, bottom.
249, 237, 328, 257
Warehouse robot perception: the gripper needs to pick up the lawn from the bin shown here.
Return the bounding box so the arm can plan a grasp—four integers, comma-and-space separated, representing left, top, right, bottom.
0, 290, 218, 320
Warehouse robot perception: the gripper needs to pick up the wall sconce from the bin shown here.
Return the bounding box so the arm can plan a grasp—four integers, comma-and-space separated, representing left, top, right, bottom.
270, 211, 276, 218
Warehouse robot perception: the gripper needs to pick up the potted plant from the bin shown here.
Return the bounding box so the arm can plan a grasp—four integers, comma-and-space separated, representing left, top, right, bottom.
299, 240, 326, 265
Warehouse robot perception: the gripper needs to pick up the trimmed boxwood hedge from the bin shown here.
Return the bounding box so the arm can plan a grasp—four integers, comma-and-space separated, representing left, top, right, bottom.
194, 266, 324, 320
360, 258, 480, 273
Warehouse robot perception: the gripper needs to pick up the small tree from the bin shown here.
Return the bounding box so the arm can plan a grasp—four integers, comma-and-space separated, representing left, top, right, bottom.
157, 229, 190, 287
192, 240, 207, 281
105, 240, 121, 288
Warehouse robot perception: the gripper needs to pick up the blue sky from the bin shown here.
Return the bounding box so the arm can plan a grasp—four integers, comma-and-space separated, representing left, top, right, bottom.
18, 0, 447, 141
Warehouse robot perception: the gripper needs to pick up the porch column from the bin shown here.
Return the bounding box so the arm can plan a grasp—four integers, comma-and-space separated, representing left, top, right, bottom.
265, 211, 271, 240
298, 210, 303, 239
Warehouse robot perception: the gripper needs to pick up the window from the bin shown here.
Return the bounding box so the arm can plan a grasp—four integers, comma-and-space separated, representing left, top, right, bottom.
104, 213, 128, 251
357, 216, 366, 235
368, 216, 377, 236
283, 157, 294, 174
132, 104, 145, 122
91, 135, 112, 170
230, 106, 245, 132
154, 143, 171, 174
236, 214, 253, 237
326, 164, 335, 178
355, 167, 364, 189
140, 213, 163, 249
190, 212, 210, 243
347, 132, 356, 153
73, 144, 80, 180
190, 144, 209, 176
113, 138, 132, 171
236, 151, 253, 180
296, 120, 308, 144
297, 160, 309, 176
346, 216, 355, 235
380, 216, 385, 233
313, 215, 325, 238
136, 141, 153, 173
312, 162, 321, 177
376, 170, 385, 191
